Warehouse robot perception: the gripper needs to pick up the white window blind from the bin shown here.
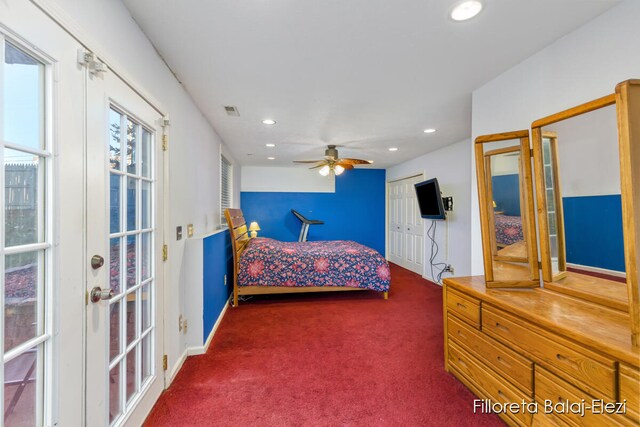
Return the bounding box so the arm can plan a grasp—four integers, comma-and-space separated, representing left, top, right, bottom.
221, 154, 232, 224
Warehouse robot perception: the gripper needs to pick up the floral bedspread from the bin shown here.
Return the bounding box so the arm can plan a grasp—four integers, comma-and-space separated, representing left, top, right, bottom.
238, 238, 390, 292
495, 214, 523, 246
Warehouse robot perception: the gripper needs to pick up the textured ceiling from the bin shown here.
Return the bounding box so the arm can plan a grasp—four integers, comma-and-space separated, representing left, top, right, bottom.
122, 0, 620, 168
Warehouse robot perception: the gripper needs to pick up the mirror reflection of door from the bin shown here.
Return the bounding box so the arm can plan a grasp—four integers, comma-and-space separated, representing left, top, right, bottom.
474, 130, 538, 288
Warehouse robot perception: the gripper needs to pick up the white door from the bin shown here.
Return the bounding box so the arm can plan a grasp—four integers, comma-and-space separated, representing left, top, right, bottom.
85, 68, 165, 426
387, 175, 424, 275
388, 180, 404, 266
0, 1, 86, 425
403, 176, 424, 275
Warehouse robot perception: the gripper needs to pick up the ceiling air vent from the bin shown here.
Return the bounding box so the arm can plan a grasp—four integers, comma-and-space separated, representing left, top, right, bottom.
224, 106, 240, 117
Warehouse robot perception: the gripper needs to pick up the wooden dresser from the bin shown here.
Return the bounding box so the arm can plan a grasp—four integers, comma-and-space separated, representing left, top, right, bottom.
443, 276, 640, 427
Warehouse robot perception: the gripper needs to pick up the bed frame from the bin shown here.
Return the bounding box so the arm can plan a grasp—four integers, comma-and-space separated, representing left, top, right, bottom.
224, 208, 388, 306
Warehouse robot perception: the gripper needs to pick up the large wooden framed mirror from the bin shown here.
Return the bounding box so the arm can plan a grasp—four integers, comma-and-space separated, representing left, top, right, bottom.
532, 80, 640, 346
475, 130, 539, 288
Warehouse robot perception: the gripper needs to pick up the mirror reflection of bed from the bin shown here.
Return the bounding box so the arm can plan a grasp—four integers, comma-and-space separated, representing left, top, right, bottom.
534, 103, 629, 310
489, 149, 527, 261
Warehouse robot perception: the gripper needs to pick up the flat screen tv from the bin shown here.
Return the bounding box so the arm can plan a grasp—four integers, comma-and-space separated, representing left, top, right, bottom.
415, 178, 446, 220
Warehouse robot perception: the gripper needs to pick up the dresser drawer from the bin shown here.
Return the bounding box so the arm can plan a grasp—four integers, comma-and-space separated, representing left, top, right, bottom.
447, 313, 533, 396
482, 305, 615, 399
619, 364, 639, 422
448, 341, 533, 427
535, 366, 631, 427
447, 288, 481, 328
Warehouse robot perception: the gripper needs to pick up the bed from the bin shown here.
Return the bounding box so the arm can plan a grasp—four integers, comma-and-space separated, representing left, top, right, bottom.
494, 213, 524, 247
225, 208, 390, 306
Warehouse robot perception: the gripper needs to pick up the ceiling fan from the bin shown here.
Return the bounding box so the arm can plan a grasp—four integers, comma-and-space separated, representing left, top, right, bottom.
293, 145, 373, 176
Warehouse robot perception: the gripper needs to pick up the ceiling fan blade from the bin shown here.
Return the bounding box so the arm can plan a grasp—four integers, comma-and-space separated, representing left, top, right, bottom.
335, 162, 354, 170
293, 160, 324, 163
336, 158, 373, 165
309, 162, 329, 169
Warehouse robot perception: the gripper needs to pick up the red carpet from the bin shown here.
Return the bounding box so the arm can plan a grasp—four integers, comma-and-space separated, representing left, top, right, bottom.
144, 264, 503, 426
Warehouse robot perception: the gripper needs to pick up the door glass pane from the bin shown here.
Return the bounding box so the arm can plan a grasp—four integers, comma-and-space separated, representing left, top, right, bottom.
109, 109, 122, 170
141, 283, 150, 331
141, 232, 150, 282
126, 349, 137, 403
3, 346, 38, 426
141, 335, 151, 383
4, 148, 40, 247
109, 301, 121, 362
126, 235, 136, 289
126, 119, 137, 175
110, 237, 122, 295
3, 42, 44, 150
109, 363, 122, 424
141, 129, 151, 178
126, 178, 136, 231
126, 291, 137, 346
110, 174, 121, 234
4, 251, 40, 351
141, 181, 150, 229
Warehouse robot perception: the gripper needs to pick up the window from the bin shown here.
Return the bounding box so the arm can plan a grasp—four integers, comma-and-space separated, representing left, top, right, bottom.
220, 155, 232, 225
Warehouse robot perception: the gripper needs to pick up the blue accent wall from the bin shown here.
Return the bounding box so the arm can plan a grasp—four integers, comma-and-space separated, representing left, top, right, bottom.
492, 174, 521, 216
563, 194, 625, 272
240, 169, 386, 255
202, 230, 233, 343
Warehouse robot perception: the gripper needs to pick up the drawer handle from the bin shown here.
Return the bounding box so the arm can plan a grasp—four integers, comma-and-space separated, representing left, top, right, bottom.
457, 358, 468, 369
456, 330, 466, 338
495, 322, 510, 332
456, 302, 467, 310
556, 353, 577, 366
496, 355, 511, 368
497, 390, 506, 400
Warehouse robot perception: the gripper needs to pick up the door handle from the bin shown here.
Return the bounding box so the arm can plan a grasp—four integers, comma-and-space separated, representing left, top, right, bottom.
91, 255, 104, 269
90, 286, 115, 303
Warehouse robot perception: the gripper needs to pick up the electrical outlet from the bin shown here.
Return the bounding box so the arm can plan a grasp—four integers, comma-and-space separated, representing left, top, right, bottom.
178, 314, 183, 332
444, 265, 454, 274
176, 226, 183, 240
183, 319, 188, 333
224, 274, 227, 286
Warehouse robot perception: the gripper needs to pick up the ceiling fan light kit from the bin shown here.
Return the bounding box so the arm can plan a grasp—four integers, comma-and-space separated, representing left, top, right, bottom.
293, 145, 373, 177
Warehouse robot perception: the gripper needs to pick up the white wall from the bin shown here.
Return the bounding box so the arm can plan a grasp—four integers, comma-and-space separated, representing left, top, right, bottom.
471, 0, 640, 274
549, 104, 619, 197
387, 139, 471, 279
241, 166, 335, 192
45, 0, 240, 380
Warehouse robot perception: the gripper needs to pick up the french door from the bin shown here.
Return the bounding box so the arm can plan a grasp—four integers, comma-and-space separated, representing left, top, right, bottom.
85, 67, 165, 426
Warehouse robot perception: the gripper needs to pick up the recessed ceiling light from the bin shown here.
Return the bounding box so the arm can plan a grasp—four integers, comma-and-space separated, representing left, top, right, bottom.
389, 147, 398, 152
262, 119, 276, 125
265, 143, 276, 147
450, 1, 483, 21
267, 156, 275, 160
423, 128, 437, 134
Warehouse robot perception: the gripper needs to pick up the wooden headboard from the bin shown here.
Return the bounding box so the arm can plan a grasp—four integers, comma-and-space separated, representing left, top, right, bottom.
224, 208, 250, 305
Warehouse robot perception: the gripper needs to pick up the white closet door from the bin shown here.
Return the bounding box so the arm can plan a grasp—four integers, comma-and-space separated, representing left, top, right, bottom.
387, 175, 423, 274
403, 176, 424, 275
388, 180, 404, 267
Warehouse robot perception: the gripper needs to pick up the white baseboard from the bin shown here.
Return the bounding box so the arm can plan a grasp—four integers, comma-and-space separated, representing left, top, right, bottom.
566, 263, 626, 279
186, 299, 230, 356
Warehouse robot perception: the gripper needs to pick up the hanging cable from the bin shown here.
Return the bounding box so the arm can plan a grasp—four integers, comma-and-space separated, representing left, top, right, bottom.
427, 220, 449, 284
